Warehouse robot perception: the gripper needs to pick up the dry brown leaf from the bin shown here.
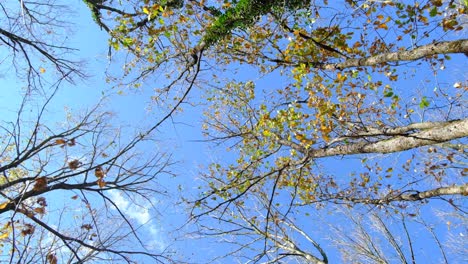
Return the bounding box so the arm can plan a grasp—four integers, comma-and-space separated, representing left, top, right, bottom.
33, 177, 48, 192
34, 207, 45, 215
81, 224, 93, 230
67, 138, 76, 146
21, 224, 35, 236
68, 160, 81, 170
94, 166, 105, 178
47, 253, 57, 264
37, 197, 47, 207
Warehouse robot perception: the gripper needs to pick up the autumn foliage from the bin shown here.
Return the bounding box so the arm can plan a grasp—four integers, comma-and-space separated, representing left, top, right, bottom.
1, 0, 467, 263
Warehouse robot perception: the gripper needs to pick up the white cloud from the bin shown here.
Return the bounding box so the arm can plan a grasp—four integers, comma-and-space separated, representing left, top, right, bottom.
107, 190, 165, 250
108, 190, 129, 210
108, 190, 150, 224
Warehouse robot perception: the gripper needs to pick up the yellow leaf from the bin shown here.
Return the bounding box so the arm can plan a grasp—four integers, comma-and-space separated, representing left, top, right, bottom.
322, 133, 330, 142
0, 222, 12, 241
336, 72, 347, 82
0, 202, 9, 210
262, 130, 272, 137
294, 133, 306, 141
39, 67, 46, 74
142, 7, 150, 14
0, 232, 9, 240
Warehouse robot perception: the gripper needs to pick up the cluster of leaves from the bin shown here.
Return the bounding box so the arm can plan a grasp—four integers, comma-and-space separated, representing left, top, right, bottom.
189, 0, 467, 262
2, 0, 467, 262
90, 0, 467, 261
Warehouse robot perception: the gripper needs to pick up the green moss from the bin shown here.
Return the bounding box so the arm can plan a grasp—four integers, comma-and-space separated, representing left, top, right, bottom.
203, 0, 310, 46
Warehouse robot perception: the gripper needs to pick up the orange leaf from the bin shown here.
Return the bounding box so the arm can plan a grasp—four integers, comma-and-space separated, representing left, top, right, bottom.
378, 23, 388, 30
353, 41, 362, 48
33, 177, 48, 192
97, 178, 106, 188
55, 139, 66, 145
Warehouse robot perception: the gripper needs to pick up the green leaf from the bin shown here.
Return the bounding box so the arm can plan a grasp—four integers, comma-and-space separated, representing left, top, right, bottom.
122, 37, 134, 47
419, 96, 430, 109
429, 7, 438, 17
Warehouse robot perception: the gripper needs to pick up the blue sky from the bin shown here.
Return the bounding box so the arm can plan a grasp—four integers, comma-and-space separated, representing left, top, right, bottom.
0, 1, 181, 260
1, 0, 467, 263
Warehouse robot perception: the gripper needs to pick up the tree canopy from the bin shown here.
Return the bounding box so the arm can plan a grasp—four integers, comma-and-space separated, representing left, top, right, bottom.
1, 0, 467, 263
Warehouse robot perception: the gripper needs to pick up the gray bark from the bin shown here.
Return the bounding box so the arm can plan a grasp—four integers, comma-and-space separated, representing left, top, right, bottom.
322, 39, 468, 70
298, 119, 468, 158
